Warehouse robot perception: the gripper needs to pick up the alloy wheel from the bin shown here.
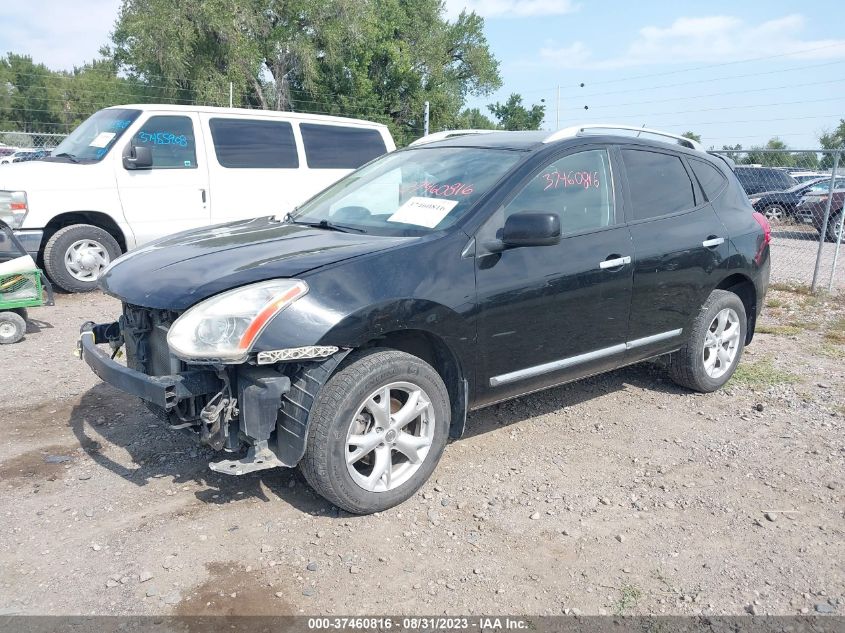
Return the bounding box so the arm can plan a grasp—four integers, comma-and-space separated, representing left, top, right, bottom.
345, 381, 436, 493
702, 308, 741, 379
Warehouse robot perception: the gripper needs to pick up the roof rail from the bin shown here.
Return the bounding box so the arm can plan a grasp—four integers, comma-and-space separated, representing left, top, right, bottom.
409, 129, 497, 147
544, 124, 705, 151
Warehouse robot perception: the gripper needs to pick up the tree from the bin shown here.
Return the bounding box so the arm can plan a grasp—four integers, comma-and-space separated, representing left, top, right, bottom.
106, 0, 502, 145
743, 137, 796, 167
0, 54, 63, 133
720, 143, 744, 162
819, 119, 845, 169
681, 131, 701, 143
454, 107, 496, 129
487, 93, 545, 131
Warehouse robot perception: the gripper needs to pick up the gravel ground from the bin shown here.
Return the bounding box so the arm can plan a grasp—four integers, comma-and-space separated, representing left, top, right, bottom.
769, 224, 843, 291
0, 288, 842, 617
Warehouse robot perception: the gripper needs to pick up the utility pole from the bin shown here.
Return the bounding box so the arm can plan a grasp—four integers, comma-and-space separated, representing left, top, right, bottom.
424, 101, 430, 136
555, 85, 561, 130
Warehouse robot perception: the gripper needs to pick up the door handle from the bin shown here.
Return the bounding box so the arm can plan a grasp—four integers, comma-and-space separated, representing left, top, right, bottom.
702, 237, 724, 248
599, 255, 631, 269
200, 188, 207, 203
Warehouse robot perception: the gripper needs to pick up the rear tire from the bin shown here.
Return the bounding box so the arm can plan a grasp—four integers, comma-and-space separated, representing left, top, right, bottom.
0, 311, 26, 344
300, 348, 450, 514
43, 224, 121, 293
669, 289, 747, 393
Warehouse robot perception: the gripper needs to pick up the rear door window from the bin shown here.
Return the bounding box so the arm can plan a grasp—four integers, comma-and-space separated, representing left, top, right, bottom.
300, 124, 387, 169
622, 149, 697, 220
209, 118, 299, 168
133, 115, 197, 169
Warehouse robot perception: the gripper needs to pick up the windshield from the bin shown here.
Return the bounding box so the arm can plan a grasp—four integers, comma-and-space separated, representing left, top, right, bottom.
289, 147, 523, 235
45, 108, 141, 164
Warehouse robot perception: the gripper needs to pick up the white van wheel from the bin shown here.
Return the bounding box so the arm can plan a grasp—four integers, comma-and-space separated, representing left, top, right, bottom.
43, 224, 122, 293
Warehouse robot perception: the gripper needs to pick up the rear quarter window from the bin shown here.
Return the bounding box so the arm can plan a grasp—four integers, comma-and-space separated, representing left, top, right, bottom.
621, 149, 697, 220
301, 124, 387, 169
689, 159, 728, 201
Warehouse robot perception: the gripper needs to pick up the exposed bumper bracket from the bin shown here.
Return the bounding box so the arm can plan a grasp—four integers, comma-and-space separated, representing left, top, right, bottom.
208, 440, 286, 475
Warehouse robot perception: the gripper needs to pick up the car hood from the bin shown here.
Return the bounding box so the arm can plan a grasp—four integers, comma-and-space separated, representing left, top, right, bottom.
99, 217, 413, 309
0, 160, 114, 191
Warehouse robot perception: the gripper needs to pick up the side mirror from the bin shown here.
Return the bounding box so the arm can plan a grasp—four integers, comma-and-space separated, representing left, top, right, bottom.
501, 212, 561, 248
122, 144, 153, 170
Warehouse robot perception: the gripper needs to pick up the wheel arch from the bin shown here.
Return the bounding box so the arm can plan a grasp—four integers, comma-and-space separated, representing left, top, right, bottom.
41, 211, 128, 259
358, 328, 469, 440
714, 273, 758, 344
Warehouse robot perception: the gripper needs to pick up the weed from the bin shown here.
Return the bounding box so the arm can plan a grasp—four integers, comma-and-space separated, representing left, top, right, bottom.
824, 317, 845, 344
731, 359, 798, 387
614, 584, 642, 615
765, 297, 784, 309
817, 344, 845, 360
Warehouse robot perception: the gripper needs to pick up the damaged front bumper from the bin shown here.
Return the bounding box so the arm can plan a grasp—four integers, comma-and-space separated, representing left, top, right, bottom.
78, 321, 292, 475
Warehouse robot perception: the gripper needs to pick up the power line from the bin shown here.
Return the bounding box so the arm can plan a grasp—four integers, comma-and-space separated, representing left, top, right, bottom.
560, 76, 845, 112
562, 42, 845, 91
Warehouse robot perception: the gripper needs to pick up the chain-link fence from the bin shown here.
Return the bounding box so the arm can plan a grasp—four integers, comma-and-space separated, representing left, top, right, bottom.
0, 131, 67, 163
712, 149, 844, 293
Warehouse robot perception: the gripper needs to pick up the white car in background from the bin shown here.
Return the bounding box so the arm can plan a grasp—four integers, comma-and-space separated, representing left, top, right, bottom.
0, 105, 395, 292
0, 149, 35, 165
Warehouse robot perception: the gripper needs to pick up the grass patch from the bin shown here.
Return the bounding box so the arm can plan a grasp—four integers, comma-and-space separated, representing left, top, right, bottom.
731, 359, 798, 388
824, 317, 845, 344
756, 324, 802, 336
614, 584, 642, 615
769, 282, 814, 295
817, 344, 845, 360
765, 297, 785, 309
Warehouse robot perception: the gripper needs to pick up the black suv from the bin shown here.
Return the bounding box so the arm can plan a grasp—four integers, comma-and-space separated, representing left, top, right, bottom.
734, 166, 797, 196
80, 128, 771, 514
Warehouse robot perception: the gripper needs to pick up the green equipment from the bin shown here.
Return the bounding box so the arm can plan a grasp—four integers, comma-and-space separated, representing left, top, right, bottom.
0, 220, 54, 344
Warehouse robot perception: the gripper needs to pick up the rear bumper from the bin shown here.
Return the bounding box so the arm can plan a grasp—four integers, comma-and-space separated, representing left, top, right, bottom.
12, 229, 43, 258
78, 322, 221, 410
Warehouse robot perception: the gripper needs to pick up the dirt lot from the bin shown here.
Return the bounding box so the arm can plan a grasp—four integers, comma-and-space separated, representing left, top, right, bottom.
0, 286, 842, 617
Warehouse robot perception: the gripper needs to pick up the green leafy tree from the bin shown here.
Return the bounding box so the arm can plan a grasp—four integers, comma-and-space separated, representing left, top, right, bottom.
487, 93, 545, 131
106, 0, 502, 145
454, 107, 496, 129
681, 131, 701, 143
743, 138, 796, 167
0, 54, 63, 133
819, 119, 845, 169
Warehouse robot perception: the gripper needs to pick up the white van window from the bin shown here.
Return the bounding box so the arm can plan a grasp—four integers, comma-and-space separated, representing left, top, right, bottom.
209, 118, 299, 168
132, 115, 197, 169
300, 124, 387, 169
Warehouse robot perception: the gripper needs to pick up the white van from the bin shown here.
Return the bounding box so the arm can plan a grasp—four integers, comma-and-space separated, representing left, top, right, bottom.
0, 105, 395, 292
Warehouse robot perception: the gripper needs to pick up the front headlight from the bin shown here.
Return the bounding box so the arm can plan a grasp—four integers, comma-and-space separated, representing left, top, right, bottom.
0, 190, 28, 228
167, 279, 309, 363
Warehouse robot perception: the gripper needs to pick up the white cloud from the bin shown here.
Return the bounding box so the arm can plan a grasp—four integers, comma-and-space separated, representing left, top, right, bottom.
0, 0, 121, 70
540, 14, 845, 69
445, 0, 580, 19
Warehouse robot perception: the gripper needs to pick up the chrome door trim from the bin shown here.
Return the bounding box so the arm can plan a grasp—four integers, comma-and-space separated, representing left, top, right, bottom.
489, 328, 683, 387
625, 328, 683, 350
702, 237, 725, 248
489, 343, 626, 387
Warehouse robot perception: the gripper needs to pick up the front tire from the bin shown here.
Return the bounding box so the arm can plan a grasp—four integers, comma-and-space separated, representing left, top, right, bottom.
300, 349, 450, 514
669, 289, 747, 392
0, 311, 26, 344
43, 224, 121, 293
762, 204, 786, 224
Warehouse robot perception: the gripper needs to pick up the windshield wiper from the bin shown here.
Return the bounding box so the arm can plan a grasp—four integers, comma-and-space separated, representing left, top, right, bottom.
50, 152, 80, 163
288, 218, 366, 234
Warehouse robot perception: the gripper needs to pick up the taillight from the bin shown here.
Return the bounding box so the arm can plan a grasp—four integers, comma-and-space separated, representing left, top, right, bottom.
752, 211, 771, 245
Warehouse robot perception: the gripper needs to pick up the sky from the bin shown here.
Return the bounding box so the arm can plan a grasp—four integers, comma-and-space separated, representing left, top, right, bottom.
1, 0, 844, 149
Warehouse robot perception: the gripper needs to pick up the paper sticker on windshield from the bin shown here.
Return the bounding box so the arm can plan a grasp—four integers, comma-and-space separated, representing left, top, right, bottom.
89, 132, 116, 148
388, 197, 459, 228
